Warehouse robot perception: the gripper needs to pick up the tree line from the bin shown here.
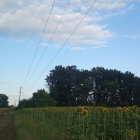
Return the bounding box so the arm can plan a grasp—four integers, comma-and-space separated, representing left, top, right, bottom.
18, 89, 56, 108
19, 66, 140, 108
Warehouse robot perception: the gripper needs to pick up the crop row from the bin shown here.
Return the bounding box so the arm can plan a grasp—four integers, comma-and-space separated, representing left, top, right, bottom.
16, 106, 140, 140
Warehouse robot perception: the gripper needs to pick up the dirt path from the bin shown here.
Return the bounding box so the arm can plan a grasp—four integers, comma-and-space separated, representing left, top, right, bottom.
0, 109, 16, 140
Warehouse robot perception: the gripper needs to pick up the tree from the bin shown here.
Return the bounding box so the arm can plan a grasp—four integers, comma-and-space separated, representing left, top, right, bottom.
32, 89, 56, 107
18, 89, 56, 108
134, 77, 140, 106
46, 66, 88, 106
0, 94, 9, 108
46, 65, 140, 107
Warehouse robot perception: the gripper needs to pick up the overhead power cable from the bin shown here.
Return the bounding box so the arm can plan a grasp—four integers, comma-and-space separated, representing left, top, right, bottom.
27, 0, 97, 90
26, 0, 71, 85
22, 0, 56, 86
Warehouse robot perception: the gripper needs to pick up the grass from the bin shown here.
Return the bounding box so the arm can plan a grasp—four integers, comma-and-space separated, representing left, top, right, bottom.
0, 109, 16, 140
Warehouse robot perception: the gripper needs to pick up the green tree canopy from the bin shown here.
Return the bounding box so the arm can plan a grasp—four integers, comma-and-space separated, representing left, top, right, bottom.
46, 66, 140, 107
0, 94, 9, 108
18, 89, 56, 108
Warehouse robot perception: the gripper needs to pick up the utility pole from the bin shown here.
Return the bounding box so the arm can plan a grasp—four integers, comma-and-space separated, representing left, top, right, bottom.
18, 86, 23, 105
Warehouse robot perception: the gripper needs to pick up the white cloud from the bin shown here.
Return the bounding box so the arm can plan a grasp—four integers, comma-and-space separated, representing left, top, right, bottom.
0, 0, 138, 49
122, 34, 140, 39
70, 46, 85, 51
92, 45, 106, 50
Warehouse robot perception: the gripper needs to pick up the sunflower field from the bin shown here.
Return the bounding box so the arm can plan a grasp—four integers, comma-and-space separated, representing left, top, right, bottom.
16, 106, 140, 140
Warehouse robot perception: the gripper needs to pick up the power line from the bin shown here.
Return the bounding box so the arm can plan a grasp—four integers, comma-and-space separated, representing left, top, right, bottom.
22, 0, 56, 86
25, 0, 72, 86
27, 0, 97, 90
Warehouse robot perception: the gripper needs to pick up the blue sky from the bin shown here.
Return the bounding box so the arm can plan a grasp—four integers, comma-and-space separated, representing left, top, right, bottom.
0, 0, 140, 105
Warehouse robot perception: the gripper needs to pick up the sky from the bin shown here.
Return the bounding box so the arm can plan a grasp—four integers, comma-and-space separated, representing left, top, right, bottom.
0, 0, 140, 105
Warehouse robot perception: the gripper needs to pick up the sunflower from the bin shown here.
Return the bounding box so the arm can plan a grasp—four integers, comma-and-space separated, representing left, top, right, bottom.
124, 108, 129, 112
128, 129, 136, 137
77, 106, 84, 111
102, 108, 108, 113
82, 109, 88, 116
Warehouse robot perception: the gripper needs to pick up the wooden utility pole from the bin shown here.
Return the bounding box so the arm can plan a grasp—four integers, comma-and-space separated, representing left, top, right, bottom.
18, 86, 23, 105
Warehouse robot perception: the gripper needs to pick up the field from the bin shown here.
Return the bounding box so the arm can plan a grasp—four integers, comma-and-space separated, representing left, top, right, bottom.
0, 108, 16, 140
14, 106, 140, 140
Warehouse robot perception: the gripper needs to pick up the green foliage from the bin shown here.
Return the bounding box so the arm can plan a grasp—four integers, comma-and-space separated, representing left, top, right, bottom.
18, 89, 56, 108
15, 107, 140, 140
0, 94, 8, 108
46, 66, 140, 107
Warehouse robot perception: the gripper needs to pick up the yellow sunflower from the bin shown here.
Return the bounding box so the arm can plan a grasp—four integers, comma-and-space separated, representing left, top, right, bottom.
128, 129, 136, 137
82, 109, 88, 116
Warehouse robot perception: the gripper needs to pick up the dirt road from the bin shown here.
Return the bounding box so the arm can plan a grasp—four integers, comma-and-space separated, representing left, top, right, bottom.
0, 109, 16, 140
